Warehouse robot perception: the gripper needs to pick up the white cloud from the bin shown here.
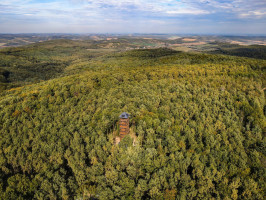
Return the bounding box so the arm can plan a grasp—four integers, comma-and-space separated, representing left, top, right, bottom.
239, 11, 266, 18
70, 0, 209, 16
0, 0, 265, 33
182, 0, 266, 19
166, 9, 209, 15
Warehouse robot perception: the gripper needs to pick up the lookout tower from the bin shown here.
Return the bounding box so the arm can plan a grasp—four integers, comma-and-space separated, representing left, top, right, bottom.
119, 112, 130, 139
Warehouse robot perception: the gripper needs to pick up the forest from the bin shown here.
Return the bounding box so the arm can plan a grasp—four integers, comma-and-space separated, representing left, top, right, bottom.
0, 40, 265, 199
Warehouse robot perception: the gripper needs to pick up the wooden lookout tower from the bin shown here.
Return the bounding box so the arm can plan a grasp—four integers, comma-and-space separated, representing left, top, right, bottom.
119, 112, 130, 139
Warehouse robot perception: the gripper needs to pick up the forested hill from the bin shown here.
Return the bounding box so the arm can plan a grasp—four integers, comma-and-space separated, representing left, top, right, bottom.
209, 43, 266, 60
1, 39, 266, 93
0, 45, 265, 199
0, 39, 121, 92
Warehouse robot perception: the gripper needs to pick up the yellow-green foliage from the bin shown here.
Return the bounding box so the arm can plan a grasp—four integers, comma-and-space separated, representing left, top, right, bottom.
0, 47, 265, 199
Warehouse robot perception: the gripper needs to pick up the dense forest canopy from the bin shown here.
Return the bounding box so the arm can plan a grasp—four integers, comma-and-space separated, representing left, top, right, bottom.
0, 40, 265, 199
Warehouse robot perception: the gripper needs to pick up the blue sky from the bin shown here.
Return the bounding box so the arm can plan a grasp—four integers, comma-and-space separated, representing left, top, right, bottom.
0, 0, 265, 34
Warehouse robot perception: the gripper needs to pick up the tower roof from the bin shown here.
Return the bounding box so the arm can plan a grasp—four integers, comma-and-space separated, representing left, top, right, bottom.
119, 112, 130, 119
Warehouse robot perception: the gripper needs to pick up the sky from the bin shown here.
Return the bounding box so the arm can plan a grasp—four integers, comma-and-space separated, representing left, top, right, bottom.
0, 0, 265, 34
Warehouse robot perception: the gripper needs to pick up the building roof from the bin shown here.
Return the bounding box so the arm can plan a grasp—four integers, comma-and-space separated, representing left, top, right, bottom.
119, 112, 130, 119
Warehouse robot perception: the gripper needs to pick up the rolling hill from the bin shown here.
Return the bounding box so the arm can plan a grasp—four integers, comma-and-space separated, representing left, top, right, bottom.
0, 41, 265, 199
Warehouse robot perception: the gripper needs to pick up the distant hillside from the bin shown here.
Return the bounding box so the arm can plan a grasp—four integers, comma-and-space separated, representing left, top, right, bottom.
0, 39, 120, 92
2, 39, 265, 93
209, 43, 266, 59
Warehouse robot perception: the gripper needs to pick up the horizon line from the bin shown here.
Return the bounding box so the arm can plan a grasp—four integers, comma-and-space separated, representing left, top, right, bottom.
0, 33, 266, 36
